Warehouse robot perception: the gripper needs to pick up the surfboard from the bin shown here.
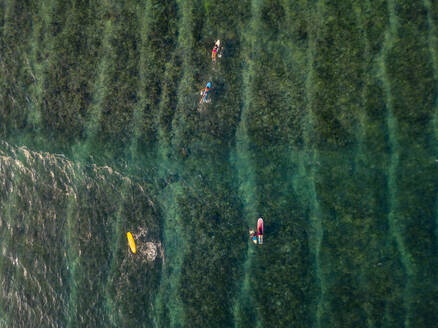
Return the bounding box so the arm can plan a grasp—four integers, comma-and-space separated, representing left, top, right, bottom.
127, 232, 136, 253
257, 218, 263, 244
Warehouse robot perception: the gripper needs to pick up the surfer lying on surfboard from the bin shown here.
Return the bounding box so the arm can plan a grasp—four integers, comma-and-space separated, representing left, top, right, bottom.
211, 40, 224, 64
212, 40, 219, 63
212, 40, 224, 63
200, 81, 212, 104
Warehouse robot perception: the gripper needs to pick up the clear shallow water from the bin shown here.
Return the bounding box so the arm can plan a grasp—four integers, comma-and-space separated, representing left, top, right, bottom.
1, 0, 438, 327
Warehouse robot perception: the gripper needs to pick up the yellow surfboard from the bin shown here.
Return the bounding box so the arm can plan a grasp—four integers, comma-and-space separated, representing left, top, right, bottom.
127, 232, 136, 254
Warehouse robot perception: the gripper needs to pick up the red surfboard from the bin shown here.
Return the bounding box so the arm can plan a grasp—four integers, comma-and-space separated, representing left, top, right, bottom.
257, 218, 264, 244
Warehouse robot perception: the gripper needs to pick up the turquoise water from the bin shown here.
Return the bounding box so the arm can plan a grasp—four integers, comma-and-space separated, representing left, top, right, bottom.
1, 0, 438, 327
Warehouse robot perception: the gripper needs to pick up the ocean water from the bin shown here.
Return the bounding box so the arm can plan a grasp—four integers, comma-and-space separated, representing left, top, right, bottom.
1, 0, 438, 327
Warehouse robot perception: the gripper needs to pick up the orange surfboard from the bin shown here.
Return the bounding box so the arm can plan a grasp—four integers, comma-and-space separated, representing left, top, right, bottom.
127, 232, 136, 253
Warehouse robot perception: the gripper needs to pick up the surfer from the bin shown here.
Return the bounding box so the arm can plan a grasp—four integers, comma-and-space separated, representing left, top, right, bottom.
249, 229, 257, 244
200, 81, 212, 104
212, 40, 220, 63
